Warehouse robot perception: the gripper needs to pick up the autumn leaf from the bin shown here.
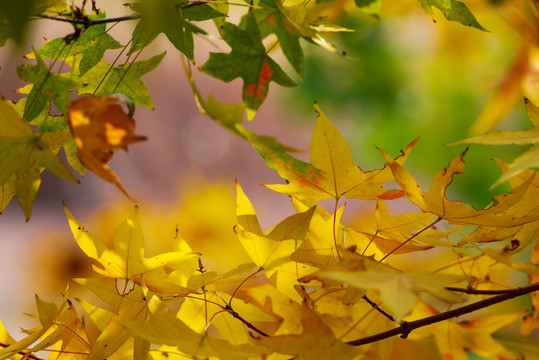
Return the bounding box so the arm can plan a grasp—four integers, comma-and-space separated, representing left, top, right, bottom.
347, 200, 460, 259
65, 204, 198, 295
308, 254, 465, 321
254, 302, 363, 359
460, 160, 539, 251
235, 182, 318, 302
176, 289, 275, 345
67, 95, 146, 200
0, 96, 79, 220
417, 0, 486, 31
0, 294, 80, 360
257, 104, 417, 201
75, 278, 150, 360
379, 146, 539, 226
287, 197, 346, 267
452, 98, 539, 187
408, 300, 525, 360
122, 293, 270, 359
520, 239, 539, 336
199, 14, 295, 120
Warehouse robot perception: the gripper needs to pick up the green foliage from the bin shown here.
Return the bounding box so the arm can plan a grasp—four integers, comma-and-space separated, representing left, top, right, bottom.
1, 0, 539, 359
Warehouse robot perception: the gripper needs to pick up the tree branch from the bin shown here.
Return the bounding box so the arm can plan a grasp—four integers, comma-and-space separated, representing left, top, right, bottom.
347, 281, 539, 346
35, 1, 208, 26
445, 286, 519, 295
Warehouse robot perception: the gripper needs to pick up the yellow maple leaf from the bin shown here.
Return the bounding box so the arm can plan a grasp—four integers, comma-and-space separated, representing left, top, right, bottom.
235, 182, 318, 302
408, 300, 525, 360
257, 104, 417, 201
379, 147, 539, 226
64, 204, 198, 295
254, 302, 364, 359
452, 98, 539, 188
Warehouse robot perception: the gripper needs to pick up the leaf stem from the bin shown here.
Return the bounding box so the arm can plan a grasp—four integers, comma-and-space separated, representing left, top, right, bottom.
333, 197, 342, 262
378, 217, 442, 263
347, 281, 539, 346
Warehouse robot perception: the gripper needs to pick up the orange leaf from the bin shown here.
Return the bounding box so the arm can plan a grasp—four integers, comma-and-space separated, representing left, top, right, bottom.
67, 95, 146, 200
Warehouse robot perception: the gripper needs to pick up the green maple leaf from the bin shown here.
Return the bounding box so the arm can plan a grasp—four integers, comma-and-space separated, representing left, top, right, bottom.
418, 0, 487, 31
28, 13, 122, 74
78, 52, 165, 108
13, 98, 84, 176
128, 0, 226, 60
254, 0, 304, 79
0, 96, 79, 220
17, 51, 81, 121
199, 13, 295, 120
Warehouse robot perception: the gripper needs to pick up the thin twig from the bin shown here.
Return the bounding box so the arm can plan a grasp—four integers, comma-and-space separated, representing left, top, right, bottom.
347, 281, 539, 346
226, 305, 269, 337
0, 342, 44, 360
362, 295, 396, 323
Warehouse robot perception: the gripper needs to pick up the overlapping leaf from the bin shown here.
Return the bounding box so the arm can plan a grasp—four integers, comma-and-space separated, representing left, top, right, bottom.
408, 300, 524, 360
235, 182, 318, 302
16, 51, 81, 121
306, 253, 465, 321
75, 278, 149, 360
122, 294, 270, 359
254, 302, 363, 359
28, 12, 122, 74
460, 160, 539, 250
257, 104, 417, 201
0, 295, 85, 360
200, 14, 295, 120
452, 98, 539, 187
65, 204, 198, 295
78, 52, 165, 109
127, 0, 226, 59
0, 96, 79, 220
379, 146, 539, 226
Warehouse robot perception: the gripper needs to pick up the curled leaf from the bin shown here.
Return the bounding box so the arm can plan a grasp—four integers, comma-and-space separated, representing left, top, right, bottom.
67, 95, 146, 200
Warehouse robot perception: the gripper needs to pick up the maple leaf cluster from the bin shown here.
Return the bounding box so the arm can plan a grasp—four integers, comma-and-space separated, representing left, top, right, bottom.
1, 1, 539, 360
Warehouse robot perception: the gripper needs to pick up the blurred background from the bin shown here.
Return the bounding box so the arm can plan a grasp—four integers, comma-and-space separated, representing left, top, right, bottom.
0, 0, 532, 345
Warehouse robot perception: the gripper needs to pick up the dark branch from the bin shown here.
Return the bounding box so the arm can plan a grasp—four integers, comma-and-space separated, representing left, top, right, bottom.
0, 342, 44, 360
35, 1, 208, 26
445, 286, 519, 295
348, 281, 539, 346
